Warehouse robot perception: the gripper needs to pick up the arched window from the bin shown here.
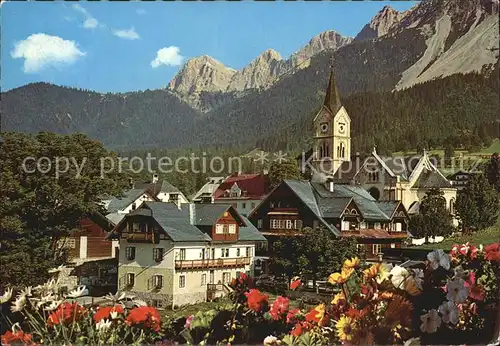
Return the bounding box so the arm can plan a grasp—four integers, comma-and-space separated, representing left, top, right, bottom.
337, 146, 340, 158
450, 198, 455, 215
319, 146, 323, 158
340, 143, 346, 158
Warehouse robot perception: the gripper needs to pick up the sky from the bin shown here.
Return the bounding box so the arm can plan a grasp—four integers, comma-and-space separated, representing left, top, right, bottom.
1, 1, 419, 93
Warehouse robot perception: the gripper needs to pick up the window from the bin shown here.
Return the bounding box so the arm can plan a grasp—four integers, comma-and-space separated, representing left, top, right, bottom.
179, 275, 186, 288
131, 203, 137, 210
132, 222, 140, 232
223, 224, 229, 233
450, 198, 455, 214
391, 243, 396, 249
222, 272, 231, 284
125, 247, 136, 261
341, 221, 350, 231
59, 238, 76, 249
221, 248, 226, 257
153, 248, 164, 262
140, 223, 147, 232
127, 273, 135, 287
237, 248, 241, 257
216, 224, 224, 234
295, 220, 303, 230
242, 203, 247, 209
374, 223, 381, 230
201, 274, 207, 286
372, 244, 382, 255
360, 221, 367, 229
179, 249, 186, 260
169, 194, 179, 203
246, 247, 250, 257
152, 300, 163, 308
270, 219, 279, 229
356, 244, 364, 253
225, 248, 229, 257
285, 220, 293, 229
396, 223, 402, 232
154, 275, 163, 289
228, 224, 236, 234
257, 219, 263, 229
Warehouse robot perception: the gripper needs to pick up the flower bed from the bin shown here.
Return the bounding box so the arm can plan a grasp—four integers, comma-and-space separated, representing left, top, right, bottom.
1, 242, 498, 345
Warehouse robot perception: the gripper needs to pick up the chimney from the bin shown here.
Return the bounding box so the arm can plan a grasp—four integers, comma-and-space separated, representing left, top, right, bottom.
189, 203, 196, 225
152, 173, 159, 184
128, 177, 134, 189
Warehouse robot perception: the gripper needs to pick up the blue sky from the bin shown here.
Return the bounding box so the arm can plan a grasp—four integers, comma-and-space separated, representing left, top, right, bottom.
1, 1, 418, 93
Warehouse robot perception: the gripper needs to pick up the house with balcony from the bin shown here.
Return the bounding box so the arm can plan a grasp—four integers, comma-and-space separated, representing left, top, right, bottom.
248, 179, 409, 274
108, 202, 266, 308
213, 173, 271, 216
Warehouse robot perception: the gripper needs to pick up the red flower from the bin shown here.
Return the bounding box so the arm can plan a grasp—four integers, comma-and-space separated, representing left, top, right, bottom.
485, 243, 500, 261
286, 308, 300, 324
1, 330, 33, 346
469, 284, 485, 301
244, 289, 268, 312
291, 322, 310, 337
450, 244, 460, 257
47, 302, 86, 327
126, 306, 161, 332
93, 305, 124, 322
290, 279, 302, 291
269, 296, 290, 320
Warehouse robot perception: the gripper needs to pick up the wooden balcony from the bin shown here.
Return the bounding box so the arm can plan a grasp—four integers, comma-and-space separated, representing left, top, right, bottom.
341, 229, 408, 239
124, 231, 159, 244
175, 257, 251, 270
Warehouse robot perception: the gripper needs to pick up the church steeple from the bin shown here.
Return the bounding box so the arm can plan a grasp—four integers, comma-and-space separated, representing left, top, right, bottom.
323, 57, 342, 115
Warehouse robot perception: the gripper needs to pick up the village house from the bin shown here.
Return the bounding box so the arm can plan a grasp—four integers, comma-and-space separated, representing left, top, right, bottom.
213, 173, 271, 216
192, 176, 227, 204
135, 173, 189, 206
248, 179, 409, 274
108, 201, 266, 308
102, 186, 158, 226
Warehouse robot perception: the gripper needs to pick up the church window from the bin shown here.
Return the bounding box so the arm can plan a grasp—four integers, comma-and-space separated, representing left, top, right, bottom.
340, 143, 345, 158
337, 146, 340, 157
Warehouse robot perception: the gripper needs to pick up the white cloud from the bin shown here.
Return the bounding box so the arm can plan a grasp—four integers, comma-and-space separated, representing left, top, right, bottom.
113, 27, 140, 40
72, 4, 99, 29
136, 8, 147, 15
11, 33, 86, 73
151, 46, 183, 68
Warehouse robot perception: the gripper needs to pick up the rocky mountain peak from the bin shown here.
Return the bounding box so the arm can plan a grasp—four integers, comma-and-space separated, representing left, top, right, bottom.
355, 5, 406, 41
258, 49, 283, 62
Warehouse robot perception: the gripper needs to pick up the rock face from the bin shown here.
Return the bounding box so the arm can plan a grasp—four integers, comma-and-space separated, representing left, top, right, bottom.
355, 6, 407, 41
288, 30, 354, 69
168, 55, 236, 94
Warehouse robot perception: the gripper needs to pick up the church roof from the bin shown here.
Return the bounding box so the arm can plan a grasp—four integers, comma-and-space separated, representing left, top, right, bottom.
412, 168, 452, 189
323, 68, 342, 115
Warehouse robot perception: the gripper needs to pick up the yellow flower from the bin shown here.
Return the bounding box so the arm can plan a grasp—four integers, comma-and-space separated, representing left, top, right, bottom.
336, 316, 356, 341
331, 292, 345, 305
376, 263, 392, 284
328, 268, 354, 285
363, 264, 380, 279
343, 257, 360, 269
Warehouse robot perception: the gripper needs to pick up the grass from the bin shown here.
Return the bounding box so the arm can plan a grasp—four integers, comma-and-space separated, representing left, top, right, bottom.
161, 297, 233, 320
416, 220, 500, 250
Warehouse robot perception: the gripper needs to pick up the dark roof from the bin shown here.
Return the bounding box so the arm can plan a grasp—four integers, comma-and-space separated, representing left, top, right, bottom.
188, 204, 240, 226
413, 168, 452, 189
375, 201, 400, 219
332, 160, 363, 184
106, 188, 152, 213
239, 216, 267, 242
317, 197, 352, 218
323, 68, 342, 115
135, 180, 182, 196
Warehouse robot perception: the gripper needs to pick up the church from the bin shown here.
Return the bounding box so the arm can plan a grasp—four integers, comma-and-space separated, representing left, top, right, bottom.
307, 64, 458, 219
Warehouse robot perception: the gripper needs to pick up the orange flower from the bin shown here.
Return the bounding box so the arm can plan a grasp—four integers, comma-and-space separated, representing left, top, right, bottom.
343, 257, 360, 269
269, 296, 290, 320
305, 304, 328, 326
126, 306, 161, 332
485, 243, 500, 261
93, 305, 124, 322
328, 268, 354, 285
363, 264, 380, 279
1, 330, 33, 346
244, 289, 269, 312
47, 302, 86, 327
290, 279, 302, 291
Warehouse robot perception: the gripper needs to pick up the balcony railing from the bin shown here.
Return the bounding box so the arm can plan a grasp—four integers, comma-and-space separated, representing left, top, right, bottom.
175, 257, 251, 270
125, 232, 158, 243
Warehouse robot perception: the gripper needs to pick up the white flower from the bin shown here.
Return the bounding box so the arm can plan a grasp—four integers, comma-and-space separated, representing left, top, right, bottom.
20, 286, 33, 297
263, 335, 280, 345
96, 319, 112, 331
11, 322, 21, 333
48, 264, 66, 274
438, 301, 459, 324
411, 268, 424, 290
446, 278, 469, 303
0, 287, 13, 304
133, 299, 148, 307
427, 249, 450, 270
66, 285, 87, 298
104, 292, 127, 303
34, 293, 56, 309
403, 337, 421, 346
390, 266, 410, 288
110, 310, 119, 319
44, 300, 62, 311
420, 309, 442, 333
10, 294, 27, 312
478, 244, 484, 252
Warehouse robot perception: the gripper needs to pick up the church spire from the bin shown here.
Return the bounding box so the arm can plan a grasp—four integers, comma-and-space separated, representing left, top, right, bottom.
323, 56, 342, 115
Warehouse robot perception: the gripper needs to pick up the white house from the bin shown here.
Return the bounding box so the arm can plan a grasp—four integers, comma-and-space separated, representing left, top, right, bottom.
108, 202, 266, 308
135, 174, 189, 206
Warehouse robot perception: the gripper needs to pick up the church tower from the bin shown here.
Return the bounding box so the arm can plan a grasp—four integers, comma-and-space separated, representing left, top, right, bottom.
312, 60, 351, 176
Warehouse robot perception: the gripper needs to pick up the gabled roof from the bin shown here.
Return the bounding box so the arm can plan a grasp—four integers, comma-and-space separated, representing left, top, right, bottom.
192, 177, 227, 201
213, 174, 269, 200
185, 203, 244, 227
413, 168, 453, 189
317, 197, 352, 218
106, 188, 155, 214
375, 201, 401, 219
135, 180, 182, 197
239, 216, 267, 242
